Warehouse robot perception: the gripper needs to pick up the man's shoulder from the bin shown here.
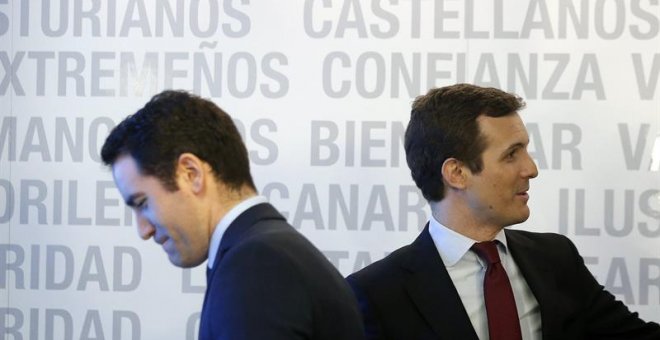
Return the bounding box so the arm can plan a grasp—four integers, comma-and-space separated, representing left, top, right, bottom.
244, 218, 315, 251
223, 217, 348, 285
226, 220, 322, 266
505, 228, 574, 247
505, 229, 582, 264
347, 241, 416, 287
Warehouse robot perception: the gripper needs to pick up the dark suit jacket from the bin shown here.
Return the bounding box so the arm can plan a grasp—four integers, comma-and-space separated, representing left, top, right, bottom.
199, 203, 364, 340
347, 226, 660, 340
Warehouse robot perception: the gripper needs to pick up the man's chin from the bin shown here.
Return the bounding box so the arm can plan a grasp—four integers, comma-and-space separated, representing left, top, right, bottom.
168, 254, 206, 268
167, 255, 184, 267
504, 211, 531, 228
514, 211, 531, 225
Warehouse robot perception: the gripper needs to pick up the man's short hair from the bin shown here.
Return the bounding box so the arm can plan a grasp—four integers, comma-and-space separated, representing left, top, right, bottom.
405, 83, 525, 202
101, 90, 256, 192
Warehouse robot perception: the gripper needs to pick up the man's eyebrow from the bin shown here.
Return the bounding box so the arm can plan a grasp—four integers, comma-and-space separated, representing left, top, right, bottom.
501, 142, 526, 156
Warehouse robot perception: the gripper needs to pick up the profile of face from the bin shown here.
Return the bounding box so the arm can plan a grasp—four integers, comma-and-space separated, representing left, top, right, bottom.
111, 154, 210, 268
462, 113, 539, 228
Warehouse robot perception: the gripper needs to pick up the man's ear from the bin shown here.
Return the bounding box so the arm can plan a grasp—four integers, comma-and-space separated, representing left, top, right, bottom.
441, 158, 468, 190
176, 153, 206, 194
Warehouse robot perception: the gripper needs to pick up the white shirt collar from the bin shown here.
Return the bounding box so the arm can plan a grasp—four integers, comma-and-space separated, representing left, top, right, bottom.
428, 214, 508, 267
207, 195, 268, 269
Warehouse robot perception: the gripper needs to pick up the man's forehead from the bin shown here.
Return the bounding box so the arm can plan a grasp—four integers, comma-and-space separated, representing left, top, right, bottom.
111, 155, 145, 196
477, 114, 529, 145
112, 155, 139, 180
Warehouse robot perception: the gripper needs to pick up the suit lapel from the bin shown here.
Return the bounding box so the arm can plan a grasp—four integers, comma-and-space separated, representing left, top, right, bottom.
403, 225, 479, 340
506, 230, 561, 340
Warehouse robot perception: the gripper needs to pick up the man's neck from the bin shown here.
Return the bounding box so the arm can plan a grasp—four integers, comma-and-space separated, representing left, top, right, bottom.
208, 184, 258, 235
429, 200, 503, 242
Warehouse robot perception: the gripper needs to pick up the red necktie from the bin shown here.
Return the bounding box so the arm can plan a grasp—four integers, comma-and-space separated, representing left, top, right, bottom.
472, 241, 522, 340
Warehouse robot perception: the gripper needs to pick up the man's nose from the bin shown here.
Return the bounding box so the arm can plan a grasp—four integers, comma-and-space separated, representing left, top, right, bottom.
524, 152, 539, 179
136, 214, 155, 240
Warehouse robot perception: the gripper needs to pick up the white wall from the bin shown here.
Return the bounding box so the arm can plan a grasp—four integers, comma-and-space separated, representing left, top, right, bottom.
1, 1, 659, 338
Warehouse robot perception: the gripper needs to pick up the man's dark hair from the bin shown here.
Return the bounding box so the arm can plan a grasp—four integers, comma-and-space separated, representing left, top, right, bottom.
405, 84, 525, 202
101, 90, 256, 192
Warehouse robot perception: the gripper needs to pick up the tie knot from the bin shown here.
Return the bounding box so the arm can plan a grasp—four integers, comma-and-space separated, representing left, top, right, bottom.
471, 241, 501, 265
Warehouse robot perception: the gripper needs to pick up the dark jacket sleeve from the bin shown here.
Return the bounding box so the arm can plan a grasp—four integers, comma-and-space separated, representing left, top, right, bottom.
558, 235, 660, 340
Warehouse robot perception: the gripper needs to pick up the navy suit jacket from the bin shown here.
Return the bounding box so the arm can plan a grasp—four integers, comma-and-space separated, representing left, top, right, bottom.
347, 226, 660, 340
199, 203, 364, 340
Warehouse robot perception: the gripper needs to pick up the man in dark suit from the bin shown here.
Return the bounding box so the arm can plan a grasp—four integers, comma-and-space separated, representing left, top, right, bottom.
101, 90, 364, 339
346, 84, 660, 340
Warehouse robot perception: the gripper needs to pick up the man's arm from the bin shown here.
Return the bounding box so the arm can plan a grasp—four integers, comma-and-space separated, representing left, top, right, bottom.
561, 236, 660, 339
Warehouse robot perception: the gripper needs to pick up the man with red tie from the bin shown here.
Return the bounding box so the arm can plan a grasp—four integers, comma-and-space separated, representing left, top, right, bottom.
347, 84, 660, 340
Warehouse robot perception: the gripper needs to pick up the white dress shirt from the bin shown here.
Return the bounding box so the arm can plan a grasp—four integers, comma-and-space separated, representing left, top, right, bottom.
429, 216, 542, 340
207, 196, 268, 270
